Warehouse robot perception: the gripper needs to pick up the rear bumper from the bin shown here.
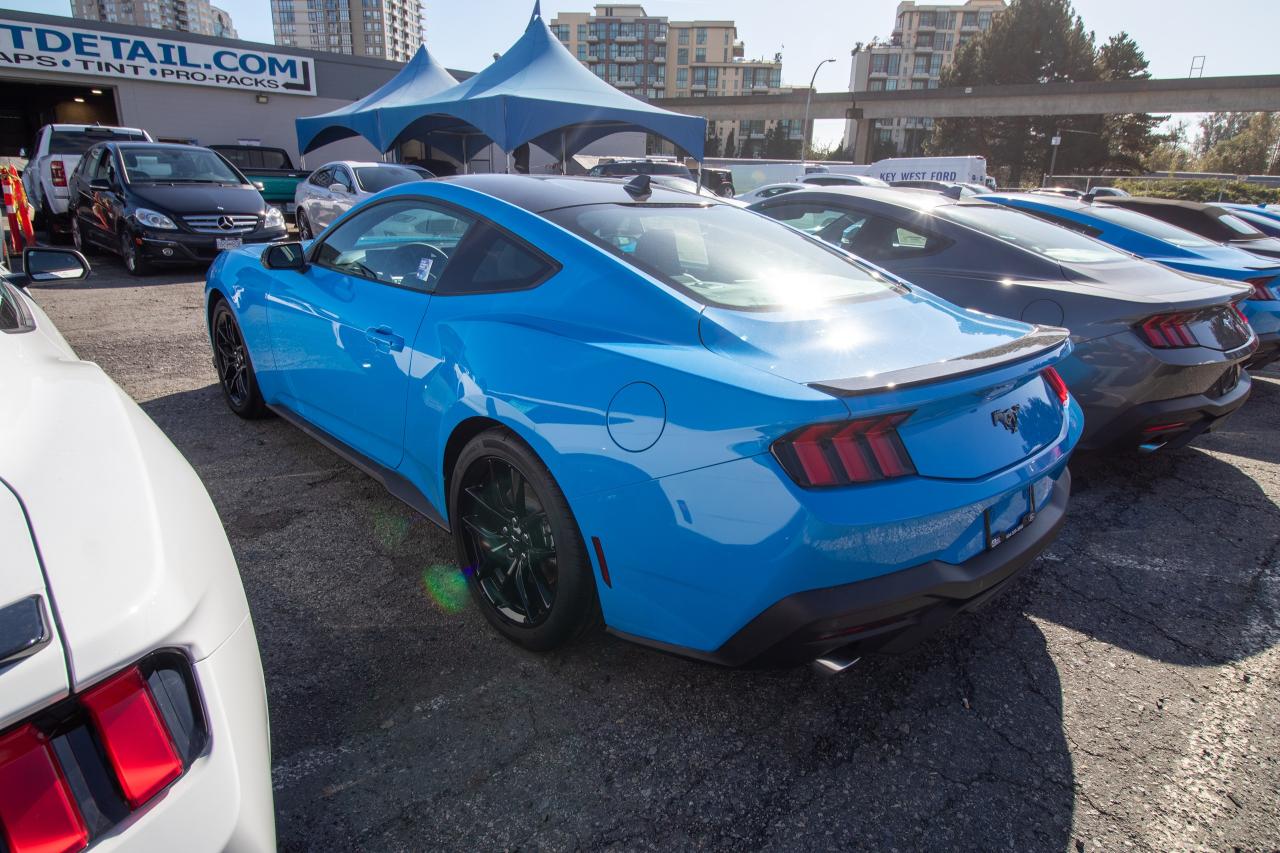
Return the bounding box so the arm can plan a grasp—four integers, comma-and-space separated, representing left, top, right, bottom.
612, 469, 1071, 667
139, 229, 287, 264
1081, 367, 1251, 451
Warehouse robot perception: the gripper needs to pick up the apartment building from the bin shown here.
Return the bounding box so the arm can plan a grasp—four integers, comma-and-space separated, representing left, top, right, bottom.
843, 0, 1006, 157
549, 4, 790, 156
271, 0, 424, 62
72, 0, 238, 38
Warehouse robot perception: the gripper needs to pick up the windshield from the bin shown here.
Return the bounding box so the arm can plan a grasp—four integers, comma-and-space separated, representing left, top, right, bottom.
544, 203, 903, 310
50, 129, 146, 155
1086, 205, 1217, 248
121, 147, 245, 184
355, 165, 427, 193
941, 204, 1127, 264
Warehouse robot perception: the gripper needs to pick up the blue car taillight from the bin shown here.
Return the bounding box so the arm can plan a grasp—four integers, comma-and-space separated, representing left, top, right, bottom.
1245, 276, 1277, 300
772, 413, 916, 488
1042, 367, 1070, 406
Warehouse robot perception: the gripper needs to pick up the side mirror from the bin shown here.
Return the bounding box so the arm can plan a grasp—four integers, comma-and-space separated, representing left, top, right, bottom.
89, 178, 111, 192
23, 248, 91, 283
262, 241, 307, 271
332, 183, 351, 195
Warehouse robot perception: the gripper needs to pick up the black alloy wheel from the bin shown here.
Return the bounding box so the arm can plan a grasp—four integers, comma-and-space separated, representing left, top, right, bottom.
297, 208, 313, 240
118, 229, 151, 276
451, 428, 598, 650
211, 301, 268, 419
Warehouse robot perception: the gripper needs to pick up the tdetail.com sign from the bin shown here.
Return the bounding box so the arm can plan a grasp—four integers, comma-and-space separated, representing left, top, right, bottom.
0, 19, 316, 96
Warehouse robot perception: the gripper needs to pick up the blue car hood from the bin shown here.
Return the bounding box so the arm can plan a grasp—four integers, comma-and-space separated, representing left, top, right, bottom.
698, 286, 1040, 387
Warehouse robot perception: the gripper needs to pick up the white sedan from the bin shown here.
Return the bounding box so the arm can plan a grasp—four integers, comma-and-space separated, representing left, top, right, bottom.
294, 161, 434, 238
734, 182, 809, 203
0, 249, 275, 852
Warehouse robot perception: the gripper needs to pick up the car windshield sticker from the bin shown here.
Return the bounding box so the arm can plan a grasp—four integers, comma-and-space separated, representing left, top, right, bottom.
416, 258, 433, 281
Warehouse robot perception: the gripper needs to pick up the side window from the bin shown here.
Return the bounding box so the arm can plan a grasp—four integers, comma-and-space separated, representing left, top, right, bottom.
0, 281, 33, 332
437, 222, 559, 295
842, 215, 950, 261
91, 149, 115, 183
764, 202, 868, 245
309, 168, 333, 188
313, 199, 475, 292
332, 168, 354, 192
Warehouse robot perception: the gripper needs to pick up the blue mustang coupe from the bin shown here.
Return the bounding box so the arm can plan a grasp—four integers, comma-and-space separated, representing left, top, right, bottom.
985, 193, 1280, 369
205, 175, 1082, 667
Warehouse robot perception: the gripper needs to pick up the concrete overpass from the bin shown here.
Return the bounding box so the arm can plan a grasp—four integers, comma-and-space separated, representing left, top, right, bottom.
654, 74, 1280, 161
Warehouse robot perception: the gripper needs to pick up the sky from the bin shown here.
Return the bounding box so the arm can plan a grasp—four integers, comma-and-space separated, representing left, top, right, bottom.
9, 0, 1279, 146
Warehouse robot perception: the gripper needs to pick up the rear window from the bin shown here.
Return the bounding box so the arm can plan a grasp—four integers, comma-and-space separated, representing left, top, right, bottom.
49, 129, 146, 155
1217, 213, 1265, 238
0, 281, 33, 332
940, 205, 1126, 264
544, 203, 903, 310
1087, 205, 1217, 248
355, 166, 428, 193
214, 147, 290, 170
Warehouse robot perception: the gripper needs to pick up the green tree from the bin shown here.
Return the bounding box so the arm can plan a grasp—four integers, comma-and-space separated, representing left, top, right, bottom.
1199, 113, 1280, 175
763, 123, 800, 159
1145, 120, 1196, 172
929, 0, 1104, 183
723, 128, 737, 158
1095, 32, 1165, 173
1196, 112, 1255, 158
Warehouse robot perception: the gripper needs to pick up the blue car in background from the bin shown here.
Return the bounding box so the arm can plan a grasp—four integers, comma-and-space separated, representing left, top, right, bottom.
984, 193, 1280, 368
1220, 204, 1280, 238
204, 175, 1082, 668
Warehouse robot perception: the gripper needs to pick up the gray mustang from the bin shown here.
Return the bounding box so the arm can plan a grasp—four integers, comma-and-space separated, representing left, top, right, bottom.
751, 187, 1257, 452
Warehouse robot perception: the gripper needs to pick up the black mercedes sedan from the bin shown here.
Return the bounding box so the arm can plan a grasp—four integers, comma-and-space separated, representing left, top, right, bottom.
68, 142, 287, 275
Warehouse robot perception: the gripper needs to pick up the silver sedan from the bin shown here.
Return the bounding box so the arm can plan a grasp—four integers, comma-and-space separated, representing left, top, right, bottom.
294, 161, 433, 238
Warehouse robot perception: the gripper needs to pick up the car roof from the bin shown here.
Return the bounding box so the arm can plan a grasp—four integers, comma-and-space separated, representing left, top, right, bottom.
48, 124, 147, 133
986, 191, 1093, 211
323, 161, 392, 169
436, 174, 717, 213
1100, 196, 1213, 212
770, 185, 966, 212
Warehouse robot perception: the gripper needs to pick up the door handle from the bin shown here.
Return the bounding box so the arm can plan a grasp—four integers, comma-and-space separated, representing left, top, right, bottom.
365, 325, 404, 353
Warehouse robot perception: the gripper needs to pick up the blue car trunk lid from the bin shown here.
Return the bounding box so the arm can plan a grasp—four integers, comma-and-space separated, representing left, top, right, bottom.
699, 292, 1069, 479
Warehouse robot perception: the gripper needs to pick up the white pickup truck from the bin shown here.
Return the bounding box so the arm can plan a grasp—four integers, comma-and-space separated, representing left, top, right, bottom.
23, 124, 151, 232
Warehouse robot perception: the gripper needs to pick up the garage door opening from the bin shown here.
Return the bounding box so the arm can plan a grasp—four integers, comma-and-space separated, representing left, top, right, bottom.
0, 79, 119, 158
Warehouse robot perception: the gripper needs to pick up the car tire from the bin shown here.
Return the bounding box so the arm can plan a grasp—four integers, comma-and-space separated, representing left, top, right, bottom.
70, 213, 96, 255
296, 208, 313, 240
450, 428, 600, 651
210, 299, 270, 419
118, 228, 152, 276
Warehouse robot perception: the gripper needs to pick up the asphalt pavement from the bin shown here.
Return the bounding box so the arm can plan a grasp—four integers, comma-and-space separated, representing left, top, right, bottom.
28, 255, 1280, 852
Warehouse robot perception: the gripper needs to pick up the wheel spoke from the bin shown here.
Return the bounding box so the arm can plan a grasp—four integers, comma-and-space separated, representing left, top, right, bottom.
462, 485, 508, 528
509, 554, 532, 618
526, 559, 554, 611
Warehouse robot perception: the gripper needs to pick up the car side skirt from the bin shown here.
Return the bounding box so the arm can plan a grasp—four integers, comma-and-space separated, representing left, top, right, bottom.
269, 404, 449, 532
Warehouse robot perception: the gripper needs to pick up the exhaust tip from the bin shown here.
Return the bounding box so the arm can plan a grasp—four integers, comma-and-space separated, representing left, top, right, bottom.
812, 651, 861, 674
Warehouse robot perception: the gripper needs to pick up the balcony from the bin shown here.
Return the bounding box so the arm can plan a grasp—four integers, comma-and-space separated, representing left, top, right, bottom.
691, 82, 706, 90
752, 83, 773, 92
586, 34, 598, 42
615, 79, 637, 88
653, 34, 666, 43
615, 34, 637, 43
585, 54, 600, 62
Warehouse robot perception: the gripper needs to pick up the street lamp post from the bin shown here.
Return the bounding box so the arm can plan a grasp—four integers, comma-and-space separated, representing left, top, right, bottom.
800, 57, 837, 169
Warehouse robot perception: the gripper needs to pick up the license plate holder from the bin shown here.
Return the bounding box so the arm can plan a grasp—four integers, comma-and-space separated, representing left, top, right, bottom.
985, 485, 1036, 550
215, 237, 243, 251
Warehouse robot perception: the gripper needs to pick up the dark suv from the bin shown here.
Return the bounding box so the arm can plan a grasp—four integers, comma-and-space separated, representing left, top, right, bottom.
588, 159, 694, 180
68, 142, 287, 275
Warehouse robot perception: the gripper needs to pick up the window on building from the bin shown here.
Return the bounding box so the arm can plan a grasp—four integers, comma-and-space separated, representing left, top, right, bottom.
918, 10, 935, 27
962, 11, 978, 27
869, 79, 885, 91
577, 23, 586, 40
911, 79, 926, 89
677, 28, 688, 44
677, 47, 688, 64
885, 77, 898, 91
676, 67, 688, 86
577, 44, 586, 59
695, 47, 705, 62
979, 10, 994, 28
930, 54, 943, 74
696, 27, 706, 44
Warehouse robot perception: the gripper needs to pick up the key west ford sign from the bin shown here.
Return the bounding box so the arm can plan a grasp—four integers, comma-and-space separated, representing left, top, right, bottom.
0, 19, 316, 96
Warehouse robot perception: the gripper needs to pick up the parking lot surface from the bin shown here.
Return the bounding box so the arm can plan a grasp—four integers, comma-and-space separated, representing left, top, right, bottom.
29, 258, 1280, 852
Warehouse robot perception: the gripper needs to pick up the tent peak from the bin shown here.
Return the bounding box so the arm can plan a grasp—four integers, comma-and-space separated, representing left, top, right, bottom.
530, 0, 541, 21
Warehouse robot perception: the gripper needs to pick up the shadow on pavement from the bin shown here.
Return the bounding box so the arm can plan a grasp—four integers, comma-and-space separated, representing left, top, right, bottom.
1028, 377, 1280, 667
142, 384, 1077, 850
